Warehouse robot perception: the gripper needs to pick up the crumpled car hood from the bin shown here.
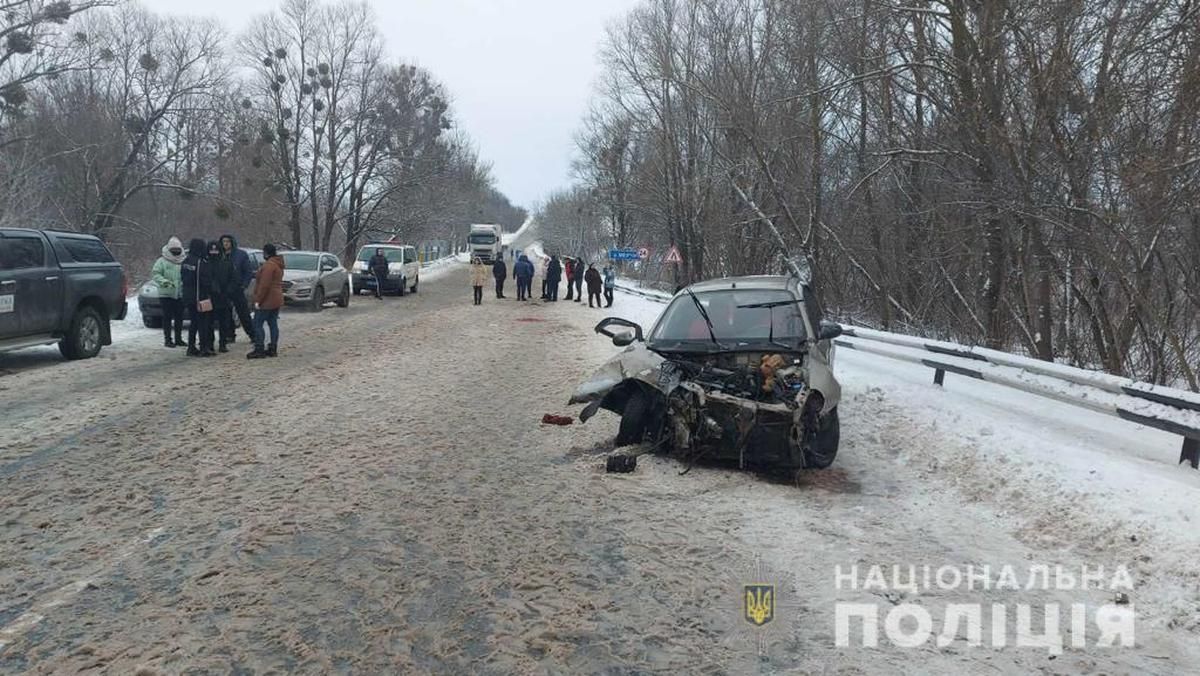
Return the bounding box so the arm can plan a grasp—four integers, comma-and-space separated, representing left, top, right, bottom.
569, 344, 665, 404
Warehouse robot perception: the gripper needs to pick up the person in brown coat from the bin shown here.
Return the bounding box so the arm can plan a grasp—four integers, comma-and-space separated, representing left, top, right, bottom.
247, 243, 285, 359
584, 262, 603, 308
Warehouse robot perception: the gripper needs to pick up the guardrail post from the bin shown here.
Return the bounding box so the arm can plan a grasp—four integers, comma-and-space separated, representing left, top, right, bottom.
933, 368, 946, 387
1182, 437, 1200, 469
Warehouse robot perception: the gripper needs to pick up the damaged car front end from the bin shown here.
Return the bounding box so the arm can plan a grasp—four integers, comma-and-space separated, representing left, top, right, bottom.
570, 275, 844, 472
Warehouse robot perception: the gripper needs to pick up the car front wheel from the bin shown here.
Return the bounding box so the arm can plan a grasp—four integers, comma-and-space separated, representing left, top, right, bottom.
802, 407, 840, 469
336, 283, 350, 308
310, 286, 325, 312
60, 306, 104, 360
615, 390, 650, 447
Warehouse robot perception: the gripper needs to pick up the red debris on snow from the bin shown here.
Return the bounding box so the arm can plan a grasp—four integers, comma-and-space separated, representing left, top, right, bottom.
541, 414, 574, 426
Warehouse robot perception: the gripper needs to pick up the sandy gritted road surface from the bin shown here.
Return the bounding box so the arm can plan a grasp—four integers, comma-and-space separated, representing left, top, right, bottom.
1, 264, 1199, 675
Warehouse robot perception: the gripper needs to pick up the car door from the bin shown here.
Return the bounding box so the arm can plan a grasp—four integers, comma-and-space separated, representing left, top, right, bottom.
404, 247, 418, 281
0, 233, 62, 337
320, 255, 342, 292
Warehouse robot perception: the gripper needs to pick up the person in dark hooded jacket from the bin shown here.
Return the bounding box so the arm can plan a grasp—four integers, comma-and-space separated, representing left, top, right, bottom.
180, 238, 215, 357
492, 257, 508, 299
209, 240, 240, 353
546, 255, 562, 302
514, 254, 535, 301
219, 234, 257, 342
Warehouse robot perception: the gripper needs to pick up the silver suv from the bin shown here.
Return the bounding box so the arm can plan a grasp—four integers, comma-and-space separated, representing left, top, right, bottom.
571, 274, 843, 472
280, 251, 350, 311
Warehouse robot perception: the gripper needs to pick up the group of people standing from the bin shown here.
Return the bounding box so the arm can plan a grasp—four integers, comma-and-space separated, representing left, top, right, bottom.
470, 253, 536, 304
470, 252, 615, 308
151, 235, 285, 359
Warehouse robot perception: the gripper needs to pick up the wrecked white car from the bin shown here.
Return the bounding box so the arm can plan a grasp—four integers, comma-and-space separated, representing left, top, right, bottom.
570, 275, 844, 472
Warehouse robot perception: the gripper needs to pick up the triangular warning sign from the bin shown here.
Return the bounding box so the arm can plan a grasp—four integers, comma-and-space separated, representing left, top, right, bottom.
664, 245, 683, 264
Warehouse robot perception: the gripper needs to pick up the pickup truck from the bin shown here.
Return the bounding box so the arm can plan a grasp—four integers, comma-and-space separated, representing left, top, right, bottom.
0, 228, 127, 359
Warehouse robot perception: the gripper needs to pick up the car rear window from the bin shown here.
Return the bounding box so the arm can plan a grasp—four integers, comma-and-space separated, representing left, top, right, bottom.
0, 236, 47, 270
54, 236, 116, 264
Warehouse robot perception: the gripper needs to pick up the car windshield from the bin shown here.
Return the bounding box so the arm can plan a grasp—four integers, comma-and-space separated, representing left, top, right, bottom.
357, 247, 405, 263
283, 253, 319, 271
649, 288, 807, 348
469, 233, 496, 245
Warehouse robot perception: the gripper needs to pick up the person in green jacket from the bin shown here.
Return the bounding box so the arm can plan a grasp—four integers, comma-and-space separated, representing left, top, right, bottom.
152, 236, 186, 348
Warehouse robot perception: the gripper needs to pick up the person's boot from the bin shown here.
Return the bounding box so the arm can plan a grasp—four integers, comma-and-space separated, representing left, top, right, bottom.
187, 344, 200, 356
247, 345, 268, 359
266, 343, 277, 358
164, 336, 175, 348
174, 332, 184, 347
218, 342, 229, 354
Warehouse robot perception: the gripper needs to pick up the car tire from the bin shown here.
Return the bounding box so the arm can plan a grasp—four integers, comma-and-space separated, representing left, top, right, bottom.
398, 278, 407, 297
142, 315, 162, 329
311, 286, 325, 312
59, 306, 104, 360
336, 283, 350, 308
410, 276, 419, 293
802, 407, 840, 469
615, 390, 650, 447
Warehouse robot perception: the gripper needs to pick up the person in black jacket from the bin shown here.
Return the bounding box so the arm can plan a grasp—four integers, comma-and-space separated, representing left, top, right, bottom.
571, 257, 585, 302
210, 240, 240, 353
546, 255, 562, 302
584, 262, 603, 308
492, 257, 508, 299
368, 248, 389, 299
180, 238, 215, 357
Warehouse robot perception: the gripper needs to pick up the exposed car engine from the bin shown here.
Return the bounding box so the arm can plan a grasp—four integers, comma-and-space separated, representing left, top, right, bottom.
656, 352, 823, 470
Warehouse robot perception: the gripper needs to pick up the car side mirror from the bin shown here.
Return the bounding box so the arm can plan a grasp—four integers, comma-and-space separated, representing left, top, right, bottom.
817, 320, 843, 341
595, 317, 644, 344
612, 332, 636, 347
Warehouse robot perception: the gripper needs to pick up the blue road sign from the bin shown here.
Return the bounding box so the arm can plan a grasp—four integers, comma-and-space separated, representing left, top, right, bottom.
609, 248, 640, 261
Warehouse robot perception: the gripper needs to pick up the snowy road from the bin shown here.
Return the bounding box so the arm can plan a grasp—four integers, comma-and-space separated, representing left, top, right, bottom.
1, 265, 1198, 674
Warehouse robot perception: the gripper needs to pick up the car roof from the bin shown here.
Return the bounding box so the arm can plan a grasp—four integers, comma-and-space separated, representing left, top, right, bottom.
281, 250, 335, 256
0, 227, 97, 239
362, 243, 411, 249
683, 275, 797, 294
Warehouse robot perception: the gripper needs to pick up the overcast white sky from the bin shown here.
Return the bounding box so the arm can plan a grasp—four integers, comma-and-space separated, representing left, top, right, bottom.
150, 0, 642, 209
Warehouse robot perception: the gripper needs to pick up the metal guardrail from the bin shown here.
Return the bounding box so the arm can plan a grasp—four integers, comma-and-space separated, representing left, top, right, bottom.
835, 327, 1200, 470
610, 283, 1200, 469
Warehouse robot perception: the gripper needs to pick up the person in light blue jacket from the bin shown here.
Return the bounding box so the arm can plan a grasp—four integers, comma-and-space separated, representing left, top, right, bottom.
602, 264, 616, 308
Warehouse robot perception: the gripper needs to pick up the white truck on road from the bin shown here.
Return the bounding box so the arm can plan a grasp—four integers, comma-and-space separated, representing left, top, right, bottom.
468, 224, 503, 264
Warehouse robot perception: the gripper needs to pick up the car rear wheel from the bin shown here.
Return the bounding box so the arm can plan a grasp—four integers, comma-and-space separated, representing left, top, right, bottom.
142, 315, 162, 329
336, 283, 351, 308
60, 306, 104, 360
615, 390, 650, 447
802, 407, 840, 469
310, 286, 325, 312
